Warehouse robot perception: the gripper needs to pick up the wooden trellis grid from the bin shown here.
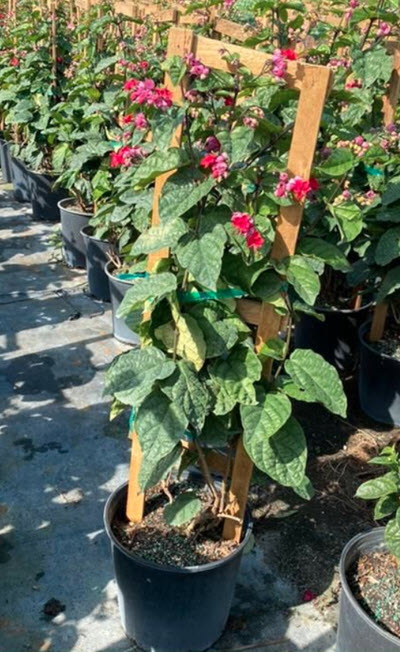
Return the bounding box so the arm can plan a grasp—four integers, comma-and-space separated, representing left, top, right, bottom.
126, 26, 333, 542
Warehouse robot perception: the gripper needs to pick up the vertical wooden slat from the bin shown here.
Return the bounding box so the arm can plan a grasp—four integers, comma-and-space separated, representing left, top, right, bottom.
125, 28, 195, 524
223, 63, 333, 542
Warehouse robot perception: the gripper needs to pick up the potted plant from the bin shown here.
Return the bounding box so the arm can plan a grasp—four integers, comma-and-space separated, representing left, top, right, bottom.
103, 37, 346, 651
337, 445, 400, 652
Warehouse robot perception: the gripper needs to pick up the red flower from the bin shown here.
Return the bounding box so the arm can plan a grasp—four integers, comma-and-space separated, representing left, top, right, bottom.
205, 136, 221, 153
122, 114, 134, 124
246, 229, 264, 250
124, 78, 138, 91
231, 212, 253, 234
200, 153, 218, 169
302, 589, 317, 602
10, 57, 19, 67
56, 56, 63, 64
308, 177, 319, 191
224, 97, 234, 106
281, 49, 297, 60
139, 60, 149, 70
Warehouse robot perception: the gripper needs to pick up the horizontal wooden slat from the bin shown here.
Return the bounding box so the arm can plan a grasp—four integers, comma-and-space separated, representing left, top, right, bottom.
213, 17, 256, 42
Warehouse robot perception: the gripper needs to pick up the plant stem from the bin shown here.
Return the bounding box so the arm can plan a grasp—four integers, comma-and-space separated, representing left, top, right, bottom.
194, 439, 219, 501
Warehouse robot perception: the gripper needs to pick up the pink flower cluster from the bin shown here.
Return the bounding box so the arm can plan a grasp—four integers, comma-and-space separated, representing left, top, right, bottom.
337, 135, 371, 158
345, 0, 359, 21
274, 173, 319, 202
377, 21, 391, 37
271, 48, 297, 80
110, 146, 146, 168
122, 112, 148, 129
345, 78, 363, 90
118, 59, 149, 73
231, 212, 265, 250
328, 57, 351, 70
123, 78, 172, 110
184, 53, 210, 80
10, 56, 19, 67
200, 152, 229, 181
223, 0, 236, 8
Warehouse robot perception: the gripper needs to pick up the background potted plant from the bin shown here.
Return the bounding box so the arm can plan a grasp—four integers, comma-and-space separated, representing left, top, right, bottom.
337, 444, 400, 652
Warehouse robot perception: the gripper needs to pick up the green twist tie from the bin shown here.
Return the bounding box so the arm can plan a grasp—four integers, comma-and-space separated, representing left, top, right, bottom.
364, 164, 384, 177
116, 272, 148, 281
178, 288, 246, 303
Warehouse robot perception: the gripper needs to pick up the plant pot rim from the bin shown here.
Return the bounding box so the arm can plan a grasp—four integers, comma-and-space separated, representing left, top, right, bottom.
80, 224, 112, 245
359, 320, 400, 363
314, 300, 373, 316
340, 527, 400, 647
58, 197, 93, 217
104, 481, 253, 575
105, 259, 141, 286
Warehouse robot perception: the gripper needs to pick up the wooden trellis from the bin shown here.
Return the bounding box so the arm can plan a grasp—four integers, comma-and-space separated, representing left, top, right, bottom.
126, 26, 333, 541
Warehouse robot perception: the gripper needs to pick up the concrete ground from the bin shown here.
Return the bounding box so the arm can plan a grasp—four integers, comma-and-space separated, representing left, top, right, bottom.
0, 180, 336, 652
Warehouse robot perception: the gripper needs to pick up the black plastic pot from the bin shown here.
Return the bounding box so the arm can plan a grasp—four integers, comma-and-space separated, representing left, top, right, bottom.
0, 139, 12, 183
81, 226, 116, 301
104, 482, 252, 652
27, 170, 68, 222
11, 157, 31, 203
59, 198, 91, 269
337, 528, 400, 651
358, 322, 400, 426
105, 261, 140, 345
294, 302, 371, 373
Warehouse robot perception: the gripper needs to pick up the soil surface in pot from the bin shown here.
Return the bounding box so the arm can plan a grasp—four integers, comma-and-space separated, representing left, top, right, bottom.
112, 479, 239, 568
61, 200, 92, 214
370, 323, 400, 361
348, 550, 400, 638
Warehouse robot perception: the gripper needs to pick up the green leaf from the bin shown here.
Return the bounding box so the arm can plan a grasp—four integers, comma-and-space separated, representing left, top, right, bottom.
131, 148, 189, 187
376, 266, 400, 303
241, 390, 292, 442
210, 344, 262, 415
316, 148, 355, 177
157, 311, 207, 371
353, 45, 392, 88
162, 361, 209, 431
257, 337, 286, 361
293, 476, 315, 501
136, 389, 188, 490
187, 303, 248, 358
139, 445, 182, 492
382, 176, 400, 206
385, 518, 400, 558
375, 227, 400, 266
356, 472, 399, 500
284, 349, 347, 417
297, 238, 350, 272
374, 495, 398, 520
285, 255, 320, 305
116, 273, 177, 319
164, 491, 202, 527
292, 300, 325, 321
175, 226, 227, 291
163, 55, 187, 86
104, 347, 175, 406
94, 55, 119, 73
230, 126, 255, 163
244, 416, 307, 488
131, 218, 187, 255
159, 174, 216, 222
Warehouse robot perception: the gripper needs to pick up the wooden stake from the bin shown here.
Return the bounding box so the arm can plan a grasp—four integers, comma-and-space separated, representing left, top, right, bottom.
125, 27, 195, 525
223, 63, 333, 542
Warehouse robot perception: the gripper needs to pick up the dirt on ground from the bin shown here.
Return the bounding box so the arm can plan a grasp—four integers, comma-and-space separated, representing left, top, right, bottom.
248, 375, 400, 622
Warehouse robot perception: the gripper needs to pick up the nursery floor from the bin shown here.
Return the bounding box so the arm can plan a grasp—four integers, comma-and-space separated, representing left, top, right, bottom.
1, 176, 399, 652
